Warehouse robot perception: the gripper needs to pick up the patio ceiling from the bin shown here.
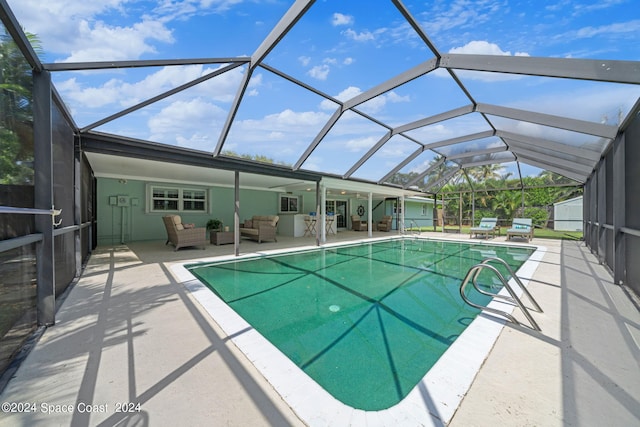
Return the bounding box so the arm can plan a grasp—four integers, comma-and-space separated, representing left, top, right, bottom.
5, 0, 640, 193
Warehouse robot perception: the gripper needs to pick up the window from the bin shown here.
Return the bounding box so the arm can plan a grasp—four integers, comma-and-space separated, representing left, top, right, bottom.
279, 194, 299, 213
148, 185, 208, 213
422, 204, 428, 216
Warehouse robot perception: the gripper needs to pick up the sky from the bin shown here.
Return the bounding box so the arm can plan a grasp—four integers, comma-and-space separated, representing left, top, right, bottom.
6, 0, 640, 187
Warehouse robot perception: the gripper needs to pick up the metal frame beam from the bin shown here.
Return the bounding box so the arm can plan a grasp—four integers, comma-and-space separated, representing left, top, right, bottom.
441, 54, 640, 85
478, 103, 617, 138
213, 68, 252, 156
0, 0, 43, 71
445, 145, 507, 160
511, 146, 593, 175
515, 155, 586, 182
82, 62, 244, 132
423, 130, 496, 150
33, 70, 55, 326
344, 131, 392, 178
395, 104, 474, 134
405, 157, 445, 188
342, 58, 438, 111
496, 129, 602, 162
251, 0, 314, 68
43, 57, 249, 72
459, 156, 516, 168
294, 108, 342, 170
505, 138, 596, 168
421, 167, 461, 192
378, 146, 424, 184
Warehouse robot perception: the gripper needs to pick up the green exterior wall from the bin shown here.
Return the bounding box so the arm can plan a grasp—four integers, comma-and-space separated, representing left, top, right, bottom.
97, 177, 282, 245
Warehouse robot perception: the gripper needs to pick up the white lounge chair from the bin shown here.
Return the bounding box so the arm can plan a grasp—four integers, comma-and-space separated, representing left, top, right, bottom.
470, 217, 498, 239
506, 218, 534, 242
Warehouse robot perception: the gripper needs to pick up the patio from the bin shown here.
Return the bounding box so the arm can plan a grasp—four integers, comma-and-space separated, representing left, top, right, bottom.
1, 232, 638, 426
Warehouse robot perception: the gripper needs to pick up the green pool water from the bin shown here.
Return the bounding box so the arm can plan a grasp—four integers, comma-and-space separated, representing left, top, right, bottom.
187, 238, 534, 410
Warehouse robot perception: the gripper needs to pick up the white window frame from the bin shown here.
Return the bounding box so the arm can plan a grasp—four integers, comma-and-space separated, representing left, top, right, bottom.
279, 194, 299, 213
147, 184, 209, 213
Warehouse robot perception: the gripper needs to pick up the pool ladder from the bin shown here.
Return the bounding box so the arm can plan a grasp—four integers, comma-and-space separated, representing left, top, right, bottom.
400, 219, 421, 236
460, 257, 543, 331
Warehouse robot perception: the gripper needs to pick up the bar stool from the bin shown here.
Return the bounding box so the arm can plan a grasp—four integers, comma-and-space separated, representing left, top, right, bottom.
304, 213, 317, 236
326, 213, 336, 235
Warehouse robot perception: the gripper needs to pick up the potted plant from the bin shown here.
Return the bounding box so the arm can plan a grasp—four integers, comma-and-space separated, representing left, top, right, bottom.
206, 218, 223, 232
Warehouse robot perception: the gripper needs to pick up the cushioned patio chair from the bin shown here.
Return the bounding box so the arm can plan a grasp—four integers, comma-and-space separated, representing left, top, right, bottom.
162, 215, 207, 251
239, 215, 279, 243
351, 215, 368, 231
377, 215, 393, 232
469, 217, 498, 239
506, 218, 534, 242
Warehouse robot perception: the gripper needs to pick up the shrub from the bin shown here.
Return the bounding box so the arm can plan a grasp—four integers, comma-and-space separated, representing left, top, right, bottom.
523, 207, 549, 228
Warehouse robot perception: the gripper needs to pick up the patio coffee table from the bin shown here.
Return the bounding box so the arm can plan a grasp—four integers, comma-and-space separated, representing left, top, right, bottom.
210, 231, 234, 245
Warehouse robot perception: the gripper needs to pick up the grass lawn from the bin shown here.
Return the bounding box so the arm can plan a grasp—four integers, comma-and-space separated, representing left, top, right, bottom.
410, 226, 583, 240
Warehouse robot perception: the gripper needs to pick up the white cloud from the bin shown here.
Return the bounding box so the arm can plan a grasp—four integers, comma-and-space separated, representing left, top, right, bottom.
298, 56, 311, 66
358, 91, 410, 115
345, 136, 378, 152
343, 57, 354, 65
222, 108, 332, 159
308, 64, 330, 80
148, 98, 228, 149
449, 40, 529, 56
8, 0, 175, 62
332, 13, 353, 26
343, 28, 375, 42
574, 19, 640, 38
334, 86, 362, 101
55, 64, 245, 128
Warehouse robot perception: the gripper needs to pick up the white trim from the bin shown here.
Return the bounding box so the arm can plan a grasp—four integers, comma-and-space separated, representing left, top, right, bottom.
145, 183, 209, 214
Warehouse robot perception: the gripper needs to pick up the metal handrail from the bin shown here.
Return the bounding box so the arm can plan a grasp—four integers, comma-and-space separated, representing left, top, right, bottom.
460, 258, 542, 331
400, 219, 421, 235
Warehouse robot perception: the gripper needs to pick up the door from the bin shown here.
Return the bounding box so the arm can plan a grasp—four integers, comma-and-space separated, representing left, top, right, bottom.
325, 200, 348, 230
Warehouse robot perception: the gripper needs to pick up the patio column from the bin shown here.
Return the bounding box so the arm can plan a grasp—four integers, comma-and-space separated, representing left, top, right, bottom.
367, 192, 372, 238
320, 183, 326, 243
234, 170, 240, 256
315, 181, 320, 246
400, 195, 405, 233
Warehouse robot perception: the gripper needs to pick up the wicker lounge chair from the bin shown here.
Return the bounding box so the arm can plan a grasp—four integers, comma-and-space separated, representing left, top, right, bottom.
239, 215, 279, 243
506, 218, 534, 242
377, 215, 393, 232
351, 215, 368, 231
162, 215, 207, 251
470, 217, 498, 239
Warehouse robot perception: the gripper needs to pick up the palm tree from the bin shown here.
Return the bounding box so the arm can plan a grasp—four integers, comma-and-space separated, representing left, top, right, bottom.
468, 163, 504, 182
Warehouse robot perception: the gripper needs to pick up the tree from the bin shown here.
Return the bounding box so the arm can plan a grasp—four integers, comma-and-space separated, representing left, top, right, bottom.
0, 29, 41, 184
467, 163, 504, 182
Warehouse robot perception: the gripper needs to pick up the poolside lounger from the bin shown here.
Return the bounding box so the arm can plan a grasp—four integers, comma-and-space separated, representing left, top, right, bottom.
506, 218, 534, 242
470, 217, 498, 239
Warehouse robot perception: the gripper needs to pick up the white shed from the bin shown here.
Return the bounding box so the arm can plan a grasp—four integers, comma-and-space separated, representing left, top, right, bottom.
554, 196, 583, 231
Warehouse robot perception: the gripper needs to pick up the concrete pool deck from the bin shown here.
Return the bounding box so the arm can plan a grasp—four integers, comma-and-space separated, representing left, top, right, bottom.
1, 231, 639, 426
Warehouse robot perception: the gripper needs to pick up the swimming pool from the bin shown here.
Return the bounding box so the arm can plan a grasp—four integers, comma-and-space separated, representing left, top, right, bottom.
184, 238, 536, 413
